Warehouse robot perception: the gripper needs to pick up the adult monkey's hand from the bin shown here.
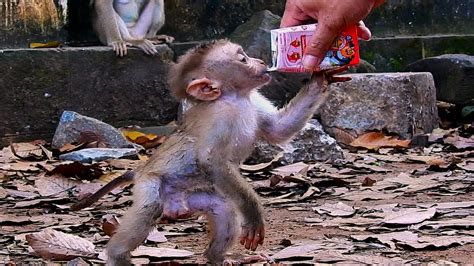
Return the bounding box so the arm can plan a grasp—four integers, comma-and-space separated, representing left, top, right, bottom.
280, 0, 384, 71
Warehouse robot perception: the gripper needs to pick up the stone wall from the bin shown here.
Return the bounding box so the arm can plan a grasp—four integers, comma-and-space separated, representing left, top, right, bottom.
1, 0, 473, 48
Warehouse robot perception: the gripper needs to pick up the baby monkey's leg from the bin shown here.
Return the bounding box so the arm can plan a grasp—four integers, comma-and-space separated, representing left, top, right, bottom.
106, 180, 164, 266
187, 191, 238, 264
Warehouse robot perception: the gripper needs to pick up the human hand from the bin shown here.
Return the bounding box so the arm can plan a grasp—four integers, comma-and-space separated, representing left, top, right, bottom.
281, 0, 384, 70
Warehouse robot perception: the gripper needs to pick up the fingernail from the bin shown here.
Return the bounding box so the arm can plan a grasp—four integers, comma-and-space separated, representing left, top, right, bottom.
303, 55, 320, 70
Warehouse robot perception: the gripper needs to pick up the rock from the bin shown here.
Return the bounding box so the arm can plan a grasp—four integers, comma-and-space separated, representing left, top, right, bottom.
229, 10, 310, 108
52, 111, 133, 149
320, 73, 439, 141
59, 148, 137, 163
0, 45, 177, 147
247, 120, 343, 164
405, 54, 474, 106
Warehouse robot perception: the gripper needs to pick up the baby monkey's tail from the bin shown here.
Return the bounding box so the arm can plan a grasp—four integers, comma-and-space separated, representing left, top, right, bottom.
70, 171, 135, 211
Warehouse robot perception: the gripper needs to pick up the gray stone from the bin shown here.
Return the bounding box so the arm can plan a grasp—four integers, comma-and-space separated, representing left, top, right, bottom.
405, 54, 474, 106
247, 120, 343, 165
0, 45, 178, 147
52, 111, 133, 149
320, 73, 439, 140
360, 35, 474, 72
59, 148, 137, 163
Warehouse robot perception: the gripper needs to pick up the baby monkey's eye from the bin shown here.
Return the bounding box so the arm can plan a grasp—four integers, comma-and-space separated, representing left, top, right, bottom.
237, 54, 247, 64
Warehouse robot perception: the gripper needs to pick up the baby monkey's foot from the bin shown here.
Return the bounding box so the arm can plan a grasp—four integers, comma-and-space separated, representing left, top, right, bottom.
240, 225, 265, 251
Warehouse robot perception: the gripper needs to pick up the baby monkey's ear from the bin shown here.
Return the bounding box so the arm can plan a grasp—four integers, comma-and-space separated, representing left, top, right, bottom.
186, 78, 222, 101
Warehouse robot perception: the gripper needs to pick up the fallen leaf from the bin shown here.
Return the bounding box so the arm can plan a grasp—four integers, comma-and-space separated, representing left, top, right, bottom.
121, 130, 164, 149
382, 208, 436, 225
418, 201, 474, 210
0, 162, 40, 172
146, 229, 168, 243
271, 239, 354, 261
362, 177, 376, 186
101, 215, 167, 243
271, 162, 311, 177
402, 235, 474, 249
48, 162, 104, 181
406, 155, 446, 166
350, 132, 410, 150
26, 229, 97, 260
131, 246, 193, 259
351, 231, 419, 249
313, 202, 356, 217
35, 175, 81, 197
10, 142, 45, 161
240, 152, 283, 172
15, 197, 69, 208
0, 214, 33, 225
343, 190, 403, 201
106, 159, 144, 170
413, 216, 474, 230
444, 136, 474, 150
102, 215, 120, 236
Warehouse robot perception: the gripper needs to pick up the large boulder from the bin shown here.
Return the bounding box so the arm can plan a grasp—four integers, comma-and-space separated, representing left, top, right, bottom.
320, 73, 439, 141
405, 54, 474, 106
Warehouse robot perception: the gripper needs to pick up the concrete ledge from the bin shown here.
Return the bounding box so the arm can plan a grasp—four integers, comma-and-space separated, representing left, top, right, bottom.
0, 45, 178, 147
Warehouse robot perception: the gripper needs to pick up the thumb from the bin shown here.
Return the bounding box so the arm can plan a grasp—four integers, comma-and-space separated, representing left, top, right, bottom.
303, 22, 343, 70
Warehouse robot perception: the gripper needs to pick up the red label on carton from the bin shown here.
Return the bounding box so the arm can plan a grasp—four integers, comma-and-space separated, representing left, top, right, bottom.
269, 24, 360, 72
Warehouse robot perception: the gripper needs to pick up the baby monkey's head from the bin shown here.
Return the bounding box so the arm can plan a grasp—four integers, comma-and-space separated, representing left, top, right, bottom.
168, 40, 271, 102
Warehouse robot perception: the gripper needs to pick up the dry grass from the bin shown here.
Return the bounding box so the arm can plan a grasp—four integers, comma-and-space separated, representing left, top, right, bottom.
18, 0, 61, 32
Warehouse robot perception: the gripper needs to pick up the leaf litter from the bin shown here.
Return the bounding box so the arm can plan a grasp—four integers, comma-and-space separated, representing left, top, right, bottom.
0, 125, 473, 264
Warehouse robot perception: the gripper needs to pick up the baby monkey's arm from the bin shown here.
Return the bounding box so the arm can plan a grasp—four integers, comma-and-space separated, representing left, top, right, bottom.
257, 67, 350, 143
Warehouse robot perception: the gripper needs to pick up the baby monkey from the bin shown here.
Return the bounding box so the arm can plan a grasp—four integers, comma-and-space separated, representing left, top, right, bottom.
72, 40, 347, 265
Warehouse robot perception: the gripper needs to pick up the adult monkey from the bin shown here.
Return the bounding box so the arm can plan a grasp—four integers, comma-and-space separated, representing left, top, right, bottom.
91, 0, 173, 57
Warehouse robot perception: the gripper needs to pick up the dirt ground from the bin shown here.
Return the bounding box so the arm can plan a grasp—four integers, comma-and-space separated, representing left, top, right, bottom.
1, 136, 473, 265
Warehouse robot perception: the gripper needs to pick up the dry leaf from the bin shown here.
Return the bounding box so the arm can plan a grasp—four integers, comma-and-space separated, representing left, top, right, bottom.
102, 215, 120, 236
362, 177, 376, 186
48, 162, 104, 181
240, 152, 283, 172
313, 202, 356, 217
350, 132, 411, 150
271, 239, 354, 261
444, 136, 474, 150
271, 162, 311, 177
0, 214, 32, 225
407, 155, 446, 166
382, 208, 436, 225
413, 216, 474, 230
26, 229, 97, 260
10, 142, 45, 161
404, 235, 474, 249
1, 162, 40, 172
351, 231, 419, 249
343, 190, 403, 201
121, 130, 165, 149
331, 127, 357, 145
131, 246, 193, 259
35, 175, 81, 197
106, 159, 144, 170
